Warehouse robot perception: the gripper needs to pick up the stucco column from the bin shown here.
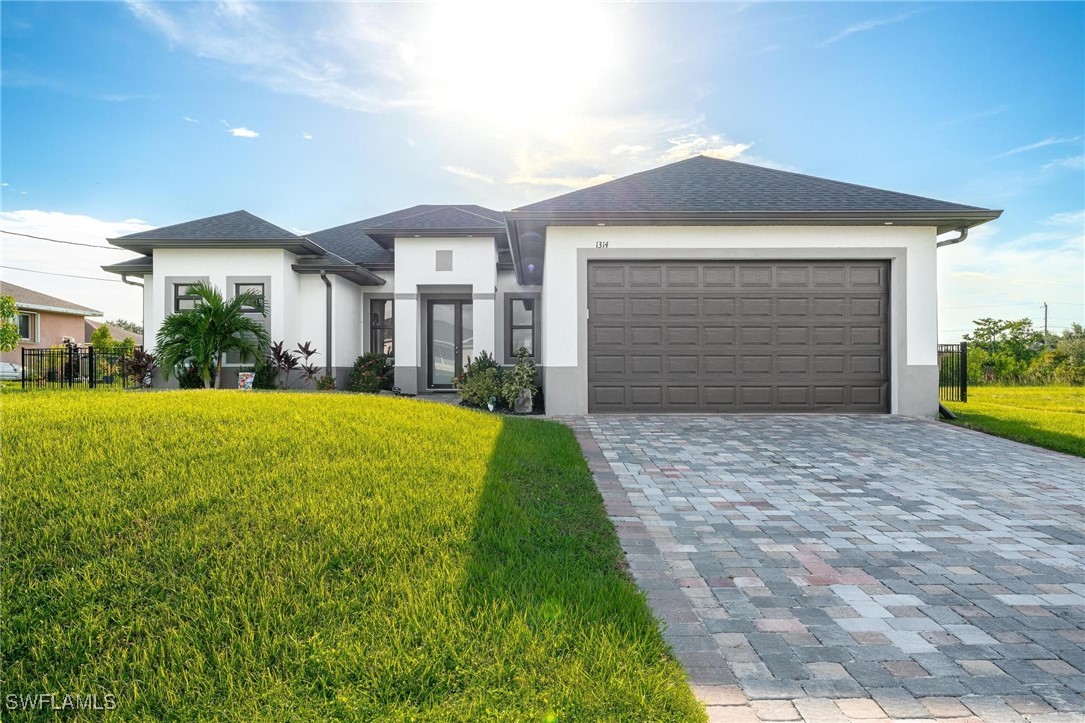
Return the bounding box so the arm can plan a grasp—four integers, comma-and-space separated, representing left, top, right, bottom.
472, 291, 496, 360
393, 293, 419, 395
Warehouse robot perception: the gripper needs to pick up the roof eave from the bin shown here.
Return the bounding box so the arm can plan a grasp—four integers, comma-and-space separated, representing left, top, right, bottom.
505, 209, 1002, 231
107, 237, 327, 256
290, 262, 387, 287
16, 302, 103, 317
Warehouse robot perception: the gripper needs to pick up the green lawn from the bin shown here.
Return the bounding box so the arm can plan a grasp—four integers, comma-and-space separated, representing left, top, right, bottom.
945, 385, 1085, 457
2, 391, 702, 721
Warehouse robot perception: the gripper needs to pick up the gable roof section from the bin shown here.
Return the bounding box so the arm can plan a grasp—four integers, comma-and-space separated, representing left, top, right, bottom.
1, 281, 102, 317
102, 256, 154, 275
510, 155, 1001, 229
86, 319, 143, 345
305, 221, 395, 267
362, 204, 507, 246
109, 210, 324, 255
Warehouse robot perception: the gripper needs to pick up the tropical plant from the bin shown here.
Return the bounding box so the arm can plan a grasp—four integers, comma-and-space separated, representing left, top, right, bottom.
454, 351, 502, 408
300, 363, 322, 388
348, 353, 392, 393
122, 349, 157, 388
270, 341, 300, 389
177, 363, 207, 389
500, 346, 538, 410
155, 281, 270, 388
0, 295, 20, 352
252, 355, 278, 390
316, 375, 337, 391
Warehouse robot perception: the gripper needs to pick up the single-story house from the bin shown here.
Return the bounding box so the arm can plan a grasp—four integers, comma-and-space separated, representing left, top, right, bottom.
1, 281, 103, 364
85, 319, 143, 347
103, 156, 1001, 415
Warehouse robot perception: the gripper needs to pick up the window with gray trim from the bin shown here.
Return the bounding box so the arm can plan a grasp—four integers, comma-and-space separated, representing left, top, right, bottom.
234, 282, 265, 312
370, 299, 394, 358
17, 312, 34, 341
173, 283, 201, 311
506, 296, 537, 359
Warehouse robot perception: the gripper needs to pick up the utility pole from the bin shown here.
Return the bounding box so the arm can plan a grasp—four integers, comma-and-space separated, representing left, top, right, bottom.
1043, 302, 1049, 348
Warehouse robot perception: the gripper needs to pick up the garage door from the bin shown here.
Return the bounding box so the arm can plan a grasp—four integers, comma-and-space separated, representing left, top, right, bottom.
587, 260, 889, 412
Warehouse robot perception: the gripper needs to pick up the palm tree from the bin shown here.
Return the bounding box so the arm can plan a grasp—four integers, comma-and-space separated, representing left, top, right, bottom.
155, 281, 271, 389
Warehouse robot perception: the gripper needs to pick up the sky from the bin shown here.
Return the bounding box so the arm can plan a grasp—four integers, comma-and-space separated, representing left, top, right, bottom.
1, 1, 1082, 340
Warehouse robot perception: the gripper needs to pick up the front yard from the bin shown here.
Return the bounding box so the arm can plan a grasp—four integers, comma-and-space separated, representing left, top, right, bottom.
1, 391, 701, 721
945, 385, 1085, 457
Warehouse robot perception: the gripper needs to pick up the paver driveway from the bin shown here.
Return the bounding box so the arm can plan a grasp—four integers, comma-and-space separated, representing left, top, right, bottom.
565, 415, 1085, 723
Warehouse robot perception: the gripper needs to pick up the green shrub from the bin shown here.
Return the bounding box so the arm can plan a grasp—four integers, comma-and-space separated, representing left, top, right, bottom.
252, 356, 278, 390
177, 364, 206, 389
316, 375, 337, 391
500, 347, 538, 410
454, 351, 502, 408
348, 353, 392, 393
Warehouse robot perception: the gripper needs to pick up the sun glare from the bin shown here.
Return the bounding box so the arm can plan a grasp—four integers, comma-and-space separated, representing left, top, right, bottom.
412, 2, 623, 127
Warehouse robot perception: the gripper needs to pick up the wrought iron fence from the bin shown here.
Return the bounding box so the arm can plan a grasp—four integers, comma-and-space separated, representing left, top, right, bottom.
21, 345, 140, 390
937, 342, 968, 403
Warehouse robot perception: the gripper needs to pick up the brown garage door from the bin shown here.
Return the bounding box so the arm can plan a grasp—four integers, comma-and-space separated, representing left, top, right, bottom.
587, 260, 889, 412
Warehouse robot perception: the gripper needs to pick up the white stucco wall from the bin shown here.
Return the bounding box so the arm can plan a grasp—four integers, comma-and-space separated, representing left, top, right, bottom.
149, 247, 291, 348
333, 275, 362, 368
541, 224, 940, 415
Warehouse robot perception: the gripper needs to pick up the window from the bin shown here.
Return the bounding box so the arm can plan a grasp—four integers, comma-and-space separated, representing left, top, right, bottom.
173, 283, 201, 311
506, 296, 536, 359
234, 283, 265, 312
17, 312, 34, 341
370, 299, 394, 358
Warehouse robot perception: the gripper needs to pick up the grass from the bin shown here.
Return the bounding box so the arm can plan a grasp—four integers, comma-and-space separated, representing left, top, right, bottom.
945, 385, 1085, 457
2, 391, 702, 721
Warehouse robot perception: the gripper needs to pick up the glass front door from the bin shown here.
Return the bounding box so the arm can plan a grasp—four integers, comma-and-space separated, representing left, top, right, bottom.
428, 300, 472, 388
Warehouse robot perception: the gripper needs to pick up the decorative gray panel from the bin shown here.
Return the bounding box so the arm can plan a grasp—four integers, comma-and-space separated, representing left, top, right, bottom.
586, 260, 889, 412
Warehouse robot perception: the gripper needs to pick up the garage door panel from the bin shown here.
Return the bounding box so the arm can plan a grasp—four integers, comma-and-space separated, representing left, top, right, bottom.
587, 260, 889, 413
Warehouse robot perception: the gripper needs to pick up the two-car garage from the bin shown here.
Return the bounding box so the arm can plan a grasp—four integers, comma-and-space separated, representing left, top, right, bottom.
586, 260, 890, 413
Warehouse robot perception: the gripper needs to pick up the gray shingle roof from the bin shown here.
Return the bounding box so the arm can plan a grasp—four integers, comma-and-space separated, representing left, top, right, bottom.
1, 281, 102, 316
306, 221, 395, 266
365, 204, 506, 232
111, 210, 302, 241
512, 156, 994, 215
102, 256, 153, 273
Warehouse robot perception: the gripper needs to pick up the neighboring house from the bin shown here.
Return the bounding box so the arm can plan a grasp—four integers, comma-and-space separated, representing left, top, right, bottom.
103, 156, 1001, 416
85, 319, 143, 347
1, 281, 103, 363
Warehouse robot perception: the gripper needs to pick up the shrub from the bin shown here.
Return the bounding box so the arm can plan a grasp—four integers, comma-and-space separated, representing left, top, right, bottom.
454, 351, 502, 408
316, 375, 337, 391
348, 353, 392, 393
122, 349, 157, 388
252, 355, 278, 390
501, 347, 538, 410
177, 363, 206, 389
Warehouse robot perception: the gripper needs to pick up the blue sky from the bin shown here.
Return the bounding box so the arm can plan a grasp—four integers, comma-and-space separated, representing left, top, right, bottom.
1, 1, 1082, 338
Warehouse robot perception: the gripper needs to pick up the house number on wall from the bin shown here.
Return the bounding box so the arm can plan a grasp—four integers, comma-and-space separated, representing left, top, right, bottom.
595, 241, 609, 249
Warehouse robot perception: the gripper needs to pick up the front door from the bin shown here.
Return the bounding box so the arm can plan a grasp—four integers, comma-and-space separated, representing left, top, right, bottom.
428, 300, 473, 389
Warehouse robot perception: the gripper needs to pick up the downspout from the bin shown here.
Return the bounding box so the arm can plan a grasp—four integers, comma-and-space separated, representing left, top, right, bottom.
121, 275, 146, 354
936, 227, 968, 248
320, 271, 332, 376
120, 275, 144, 287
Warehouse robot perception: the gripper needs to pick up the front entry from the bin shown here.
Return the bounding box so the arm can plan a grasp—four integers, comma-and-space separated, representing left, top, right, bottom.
428, 300, 473, 389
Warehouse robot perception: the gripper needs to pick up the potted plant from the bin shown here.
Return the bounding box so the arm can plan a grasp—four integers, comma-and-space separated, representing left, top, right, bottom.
501, 347, 537, 413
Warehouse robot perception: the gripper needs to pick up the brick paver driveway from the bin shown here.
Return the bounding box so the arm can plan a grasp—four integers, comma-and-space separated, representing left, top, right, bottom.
565, 415, 1085, 722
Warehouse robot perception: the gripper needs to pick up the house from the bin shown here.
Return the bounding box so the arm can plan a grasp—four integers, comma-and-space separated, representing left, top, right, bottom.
103, 156, 1001, 415
1, 281, 103, 363
85, 319, 143, 347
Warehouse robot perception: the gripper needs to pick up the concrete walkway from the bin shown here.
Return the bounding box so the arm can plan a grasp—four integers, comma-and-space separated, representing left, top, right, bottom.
565, 415, 1085, 722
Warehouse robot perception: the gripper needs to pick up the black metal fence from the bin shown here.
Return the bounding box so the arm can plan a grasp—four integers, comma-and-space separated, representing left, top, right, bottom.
21, 346, 139, 390
937, 342, 968, 403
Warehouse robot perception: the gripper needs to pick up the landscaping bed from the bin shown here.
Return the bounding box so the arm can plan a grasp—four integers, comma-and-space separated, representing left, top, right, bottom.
1, 390, 701, 721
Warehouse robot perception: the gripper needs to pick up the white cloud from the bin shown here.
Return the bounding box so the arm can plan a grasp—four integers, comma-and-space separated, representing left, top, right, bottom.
937, 225, 1084, 341
995, 136, 1081, 158
1044, 154, 1085, 171
0, 209, 152, 321
611, 144, 649, 156
820, 10, 920, 46
301, 132, 313, 140
442, 165, 494, 184
506, 173, 615, 190
228, 126, 258, 138
1044, 210, 1085, 226
182, 116, 200, 123
660, 134, 752, 163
